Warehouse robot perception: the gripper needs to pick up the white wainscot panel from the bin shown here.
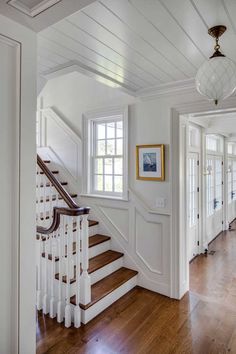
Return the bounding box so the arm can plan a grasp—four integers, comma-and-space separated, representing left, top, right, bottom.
135, 210, 163, 275
43, 109, 82, 182
100, 206, 129, 242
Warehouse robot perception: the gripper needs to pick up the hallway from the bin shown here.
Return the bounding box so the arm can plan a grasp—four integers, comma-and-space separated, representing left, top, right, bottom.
37, 221, 236, 354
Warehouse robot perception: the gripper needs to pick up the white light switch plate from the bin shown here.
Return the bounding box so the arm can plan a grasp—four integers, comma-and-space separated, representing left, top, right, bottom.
156, 197, 166, 208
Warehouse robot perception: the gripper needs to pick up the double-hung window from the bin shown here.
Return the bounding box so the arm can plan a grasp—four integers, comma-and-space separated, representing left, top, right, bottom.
84, 107, 128, 199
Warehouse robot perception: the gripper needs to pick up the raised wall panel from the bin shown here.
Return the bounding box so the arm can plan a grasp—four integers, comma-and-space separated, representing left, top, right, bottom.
100, 206, 129, 242
43, 108, 82, 183
135, 210, 163, 274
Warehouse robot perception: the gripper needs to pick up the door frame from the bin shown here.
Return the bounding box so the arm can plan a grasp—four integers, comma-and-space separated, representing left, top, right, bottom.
187, 150, 200, 261
0, 18, 37, 354
170, 97, 236, 299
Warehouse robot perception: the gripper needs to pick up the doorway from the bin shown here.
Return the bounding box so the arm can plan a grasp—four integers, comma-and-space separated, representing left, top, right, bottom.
171, 103, 236, 300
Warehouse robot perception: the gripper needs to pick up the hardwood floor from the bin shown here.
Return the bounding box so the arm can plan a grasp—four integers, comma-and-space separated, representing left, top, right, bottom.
37, 223, 236, 354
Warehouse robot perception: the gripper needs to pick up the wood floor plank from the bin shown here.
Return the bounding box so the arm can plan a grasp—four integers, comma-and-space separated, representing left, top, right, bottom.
37, 220, 236, 354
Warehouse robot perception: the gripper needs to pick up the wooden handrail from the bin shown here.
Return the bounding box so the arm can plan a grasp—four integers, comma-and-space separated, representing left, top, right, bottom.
37, 155, 90, 235
37, 206, 90, 235
37, 154, 79, 209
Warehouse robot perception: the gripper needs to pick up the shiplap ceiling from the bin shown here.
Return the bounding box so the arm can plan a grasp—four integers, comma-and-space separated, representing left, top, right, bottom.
38, 0, 236, 96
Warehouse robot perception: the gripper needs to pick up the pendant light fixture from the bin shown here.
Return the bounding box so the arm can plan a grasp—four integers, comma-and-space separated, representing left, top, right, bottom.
195, 25, 236, 105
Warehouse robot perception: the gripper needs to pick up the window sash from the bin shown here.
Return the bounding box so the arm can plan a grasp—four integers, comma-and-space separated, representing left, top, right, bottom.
90, 116, 126, 197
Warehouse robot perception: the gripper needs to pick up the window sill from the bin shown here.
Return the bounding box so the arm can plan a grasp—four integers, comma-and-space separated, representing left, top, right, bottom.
80, 193, 129, 202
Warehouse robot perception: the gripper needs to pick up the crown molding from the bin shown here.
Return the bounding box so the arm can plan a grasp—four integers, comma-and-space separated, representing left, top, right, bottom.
42, 61, 194, 100
42, 60, 138, 97
7, 0, 62, 17
137, 78, 196, 100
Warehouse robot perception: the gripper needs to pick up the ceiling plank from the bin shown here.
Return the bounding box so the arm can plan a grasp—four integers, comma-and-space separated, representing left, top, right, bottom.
83, 1, 186, 82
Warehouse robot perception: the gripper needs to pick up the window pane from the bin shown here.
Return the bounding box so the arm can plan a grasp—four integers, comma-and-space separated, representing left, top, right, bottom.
114, 158, 123, 175
97, 140, 106, 156
95, 175, 103, 191
105, 175, 113, 191
114, 176, 123, 193
116, 139, 123, 155
97, 123, 105, 139
104, 158, 113, 174
107, 139, 115, 155
116, 121, 123, 138
228, 144, 233, 154
107, 122, 115, 138
95, 158, 103, 174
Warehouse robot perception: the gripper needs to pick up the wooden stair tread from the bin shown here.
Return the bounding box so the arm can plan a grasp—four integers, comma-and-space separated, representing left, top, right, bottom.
37, 170, 59, 175
70, 267, 138, 310
89, 234, 110, 248
89, 220, 99, 227
37, 182, 68, 187
41, 234, 110, 259
55, 250, 123, 283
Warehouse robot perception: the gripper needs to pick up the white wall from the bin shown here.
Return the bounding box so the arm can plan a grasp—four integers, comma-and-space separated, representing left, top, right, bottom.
0, 14, 36, 354
39, 71, 210, 297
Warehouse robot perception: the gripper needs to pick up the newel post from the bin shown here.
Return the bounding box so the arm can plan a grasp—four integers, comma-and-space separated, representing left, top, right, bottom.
80, 214, 91, 305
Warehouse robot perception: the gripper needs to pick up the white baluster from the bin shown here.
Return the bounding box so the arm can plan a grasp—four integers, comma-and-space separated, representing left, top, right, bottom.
57, 221, 64, 323
74, 215, 81, 328
43, 234, 49, 314
65, 216, 72, 328
54, 185, 59, 210
49, 232, 56, 318
39, 171, 44, 226
49, 182, 53, 223
36, 233, 43, 310
36, 167, 39, 223
36, 167, 42, 225
43, 174, 47, 222
80, 214, 91, 305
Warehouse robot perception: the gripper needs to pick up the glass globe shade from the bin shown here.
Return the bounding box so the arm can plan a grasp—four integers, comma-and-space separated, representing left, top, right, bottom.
195, 56, 236, 104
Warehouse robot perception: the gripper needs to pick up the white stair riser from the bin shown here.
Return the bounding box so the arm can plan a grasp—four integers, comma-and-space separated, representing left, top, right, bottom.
42, 255, 123, 299
59, 257, 123, 297
89, 225, 99, 237
41, 252, 123, 296
89, 240, 110, 259
46, 239, 111, 271
69, 256, 124, 295
37, 186, 66, 195
37, 186, 60, 195
80, 276, 137, 324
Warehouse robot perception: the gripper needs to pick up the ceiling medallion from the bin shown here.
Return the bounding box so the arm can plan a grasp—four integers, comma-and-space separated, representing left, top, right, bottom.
195, 25, 236, 105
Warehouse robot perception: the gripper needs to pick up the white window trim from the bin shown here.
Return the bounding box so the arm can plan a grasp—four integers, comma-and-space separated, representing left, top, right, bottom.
83, 105, 129, 200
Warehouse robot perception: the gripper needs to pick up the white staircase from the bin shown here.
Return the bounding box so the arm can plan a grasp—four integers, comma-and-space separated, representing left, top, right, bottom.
36, 155, 138, 327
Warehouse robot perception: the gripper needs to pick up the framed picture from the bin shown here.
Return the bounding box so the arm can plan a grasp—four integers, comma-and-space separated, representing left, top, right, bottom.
136, 144, 165, 181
